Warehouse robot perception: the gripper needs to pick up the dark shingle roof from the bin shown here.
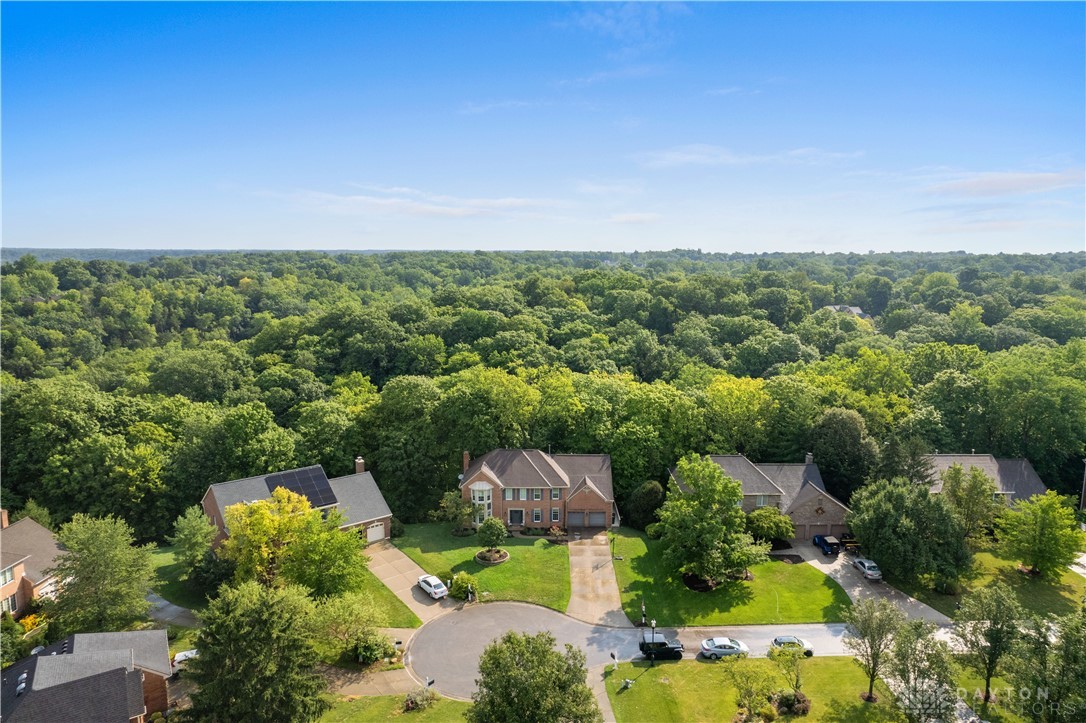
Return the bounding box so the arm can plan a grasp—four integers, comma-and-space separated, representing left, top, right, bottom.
7, 667, 144, 723
705, 456, 784, 496
463, 449, 570, 489
0, 518, 64, 584
73, 629, 171, 677
32, 650, 134, 690
755, 463, 828, 512
206, 465, 392, 529
927, 454, 1048, 502
558, 455, 614, 503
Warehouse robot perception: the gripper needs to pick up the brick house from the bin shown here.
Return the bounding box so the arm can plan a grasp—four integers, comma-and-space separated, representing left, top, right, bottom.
459, 449, 619, 530
202, 457, 393, 546
926, 454, 1048, 503
0, 629, 171, 723
0, 512, 64, 619
671, 454, 850, 540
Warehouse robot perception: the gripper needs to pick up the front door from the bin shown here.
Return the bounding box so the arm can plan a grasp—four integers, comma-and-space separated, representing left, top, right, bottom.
508, 509, 524, 526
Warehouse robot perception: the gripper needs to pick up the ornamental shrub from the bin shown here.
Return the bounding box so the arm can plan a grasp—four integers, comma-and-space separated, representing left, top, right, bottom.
449, 571, 480, 600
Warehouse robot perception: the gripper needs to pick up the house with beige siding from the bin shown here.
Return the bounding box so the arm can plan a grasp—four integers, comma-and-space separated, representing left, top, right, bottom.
671, 454, 850, 540
459, 449, 619, 530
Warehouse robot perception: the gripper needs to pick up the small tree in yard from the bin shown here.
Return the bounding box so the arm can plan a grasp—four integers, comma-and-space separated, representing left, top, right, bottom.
430, 490, 476, 535
659, 454, 769, 585
722, 657, 776, 721
313, 590, 379, 659
939, 463, 1003, 544
954, 582, 1023, 706
997, 490, 1086, 580
478, 516, 507, 552
466, 631, 601, 723
843, 598, 906, 702
769, 645, 805, 694
168, 504, 218, 578
746, 506, 795, 544
887, 620, 956, 723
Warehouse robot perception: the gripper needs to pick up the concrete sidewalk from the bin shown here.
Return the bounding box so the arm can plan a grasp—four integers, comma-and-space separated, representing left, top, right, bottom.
321, 664, 420, 697
1071, 552, 1086, 579
566, 531, 633, 628
783, 545, 952, 624
365, 540, 458, 624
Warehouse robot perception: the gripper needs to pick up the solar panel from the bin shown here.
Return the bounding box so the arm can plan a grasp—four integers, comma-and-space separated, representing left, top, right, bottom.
265, 466, 338, 508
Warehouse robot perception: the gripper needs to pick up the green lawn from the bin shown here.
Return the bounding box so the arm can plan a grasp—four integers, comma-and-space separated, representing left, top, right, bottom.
394, 523, 571, 612
150, 545, 210, 612
955, 668, 1026, 723
606, 657, 904, 723
152, 545, 420, 628
893, 551, 1086, 619
611, 528, 851, 626
321, 695, 470, 722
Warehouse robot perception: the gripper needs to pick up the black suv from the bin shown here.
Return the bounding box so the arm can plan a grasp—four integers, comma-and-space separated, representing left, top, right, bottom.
639, 631, 684, 660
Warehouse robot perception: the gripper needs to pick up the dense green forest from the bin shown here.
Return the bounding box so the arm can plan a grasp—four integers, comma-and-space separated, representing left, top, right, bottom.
2, 249, 1084, 542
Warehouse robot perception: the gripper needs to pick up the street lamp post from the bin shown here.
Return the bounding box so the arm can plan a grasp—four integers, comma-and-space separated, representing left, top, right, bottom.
641, 597, 646, 627
650, 618, 657, 667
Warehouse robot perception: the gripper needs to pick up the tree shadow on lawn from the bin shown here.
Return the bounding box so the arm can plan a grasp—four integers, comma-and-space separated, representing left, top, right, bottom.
623, 574, 755, 626
818, 692, 906, 723
991, 566, 1082, 617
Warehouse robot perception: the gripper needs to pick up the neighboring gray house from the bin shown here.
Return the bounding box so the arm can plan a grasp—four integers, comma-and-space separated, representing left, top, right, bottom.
0, 629, 171, 723
927, 454, 1048, 503
202, 457, 393, 545
671, 454, 850, 540
821, 304, 873, 320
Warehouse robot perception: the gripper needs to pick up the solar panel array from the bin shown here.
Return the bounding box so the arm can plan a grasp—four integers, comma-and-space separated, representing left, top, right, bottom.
265, 466, 338, 508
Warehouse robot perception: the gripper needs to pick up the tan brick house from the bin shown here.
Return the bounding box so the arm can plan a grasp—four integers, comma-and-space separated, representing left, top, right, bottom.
671, 454, 850, 540
0, 512, 64, 619
459, 449, 619, 530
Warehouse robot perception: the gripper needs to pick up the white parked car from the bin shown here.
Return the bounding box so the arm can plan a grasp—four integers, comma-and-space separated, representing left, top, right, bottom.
417, 574, 449, 600
770, 635, 813, 657
853, 558, 883, 581
699, 637, 749, 659
171, 649, 198, 676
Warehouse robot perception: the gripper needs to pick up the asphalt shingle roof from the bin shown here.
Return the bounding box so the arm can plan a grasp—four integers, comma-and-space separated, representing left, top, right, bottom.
7, 667, 143, 723
926, 454, 1048, 502
462, 450, 614, 502
754, 463, 828, 512
73, 629, 171, 677
0, 518, 64, 584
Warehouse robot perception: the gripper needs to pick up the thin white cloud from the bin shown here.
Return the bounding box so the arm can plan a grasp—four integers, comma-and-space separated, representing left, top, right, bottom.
609, 212, 662, 224
458, 99, 548, 115
565, 3, 690, 58
286, 186, 560, 219
638, 144, 862, 168
924, 169, 1083, 197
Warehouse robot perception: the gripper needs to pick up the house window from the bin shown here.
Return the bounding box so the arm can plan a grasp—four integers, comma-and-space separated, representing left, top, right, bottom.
1, 594, 16, 614
551, 507, 561, 523
503, 489, 513, 501
533, 509, 542, 523
753, 495, 770, 508
470, 484, 493, 523
533, 489, 542, 501
551, 488, 561, 500
0, 567, 13, 586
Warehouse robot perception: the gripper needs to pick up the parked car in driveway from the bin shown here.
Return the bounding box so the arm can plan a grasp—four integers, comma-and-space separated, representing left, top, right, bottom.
639, 630, 684, 661
853, 558, 882, 581
417, 574, 449, 599
813, 534, 840, 555
770, 635, 813, 657
699, 637, 748, 659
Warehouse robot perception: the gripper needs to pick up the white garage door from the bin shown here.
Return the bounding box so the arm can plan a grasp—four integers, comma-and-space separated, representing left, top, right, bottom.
567, 512, 585, 527
366, 522, 386, 542
588, 512, 607, 527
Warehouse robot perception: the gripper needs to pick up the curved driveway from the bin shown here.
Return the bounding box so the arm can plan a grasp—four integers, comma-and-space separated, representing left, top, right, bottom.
406, 601, 854, 699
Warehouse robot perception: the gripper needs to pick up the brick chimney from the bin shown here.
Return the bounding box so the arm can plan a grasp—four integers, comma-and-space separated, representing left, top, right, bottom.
463, 451, 471, 474
0, 509, 7, 529
355, 457, 365, 474
805, 452, 814, 465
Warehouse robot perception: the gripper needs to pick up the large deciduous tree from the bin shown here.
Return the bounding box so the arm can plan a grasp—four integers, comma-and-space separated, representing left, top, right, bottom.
221, 487, 368, 597
167, 505, 218, 578
842, 598, 906, 702
45, 514, 154, 634
954, 582, 1023, 705
186, 582, 330, 723
1007, 605, 1086, 723
847, 478, 972, 587
997, 490, 1086, 580
887, 620, 957, 723
809, 407, 879, 503
939, 463, 1003, 543
466, 631, 601, 723
658, 454, 769, 585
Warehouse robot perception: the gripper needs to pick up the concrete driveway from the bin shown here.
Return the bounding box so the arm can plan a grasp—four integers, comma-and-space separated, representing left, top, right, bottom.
566, 531, 633, 628
365, 540, 458, 623
1071, 552, 1086, 579
786, 545, 952, 624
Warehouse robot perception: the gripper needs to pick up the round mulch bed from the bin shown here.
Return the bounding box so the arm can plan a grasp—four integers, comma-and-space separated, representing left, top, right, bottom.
775, 554, 805, 565
475, 549, 510, 566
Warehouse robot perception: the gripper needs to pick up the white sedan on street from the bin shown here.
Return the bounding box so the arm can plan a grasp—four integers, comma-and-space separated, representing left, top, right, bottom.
700, 637, 749, 659
417, 574, 449, 600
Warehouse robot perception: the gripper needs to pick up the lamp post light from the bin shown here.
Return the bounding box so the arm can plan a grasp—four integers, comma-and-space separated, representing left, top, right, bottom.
650, 618, 657, 667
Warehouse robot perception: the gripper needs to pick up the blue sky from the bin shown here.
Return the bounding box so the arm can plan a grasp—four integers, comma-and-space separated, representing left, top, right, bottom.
3, 2, 1083, 253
